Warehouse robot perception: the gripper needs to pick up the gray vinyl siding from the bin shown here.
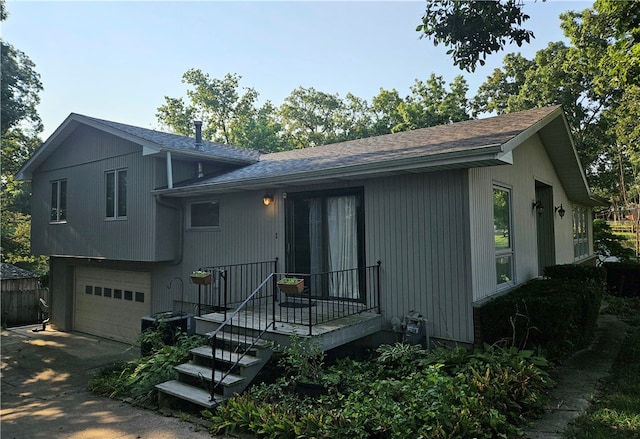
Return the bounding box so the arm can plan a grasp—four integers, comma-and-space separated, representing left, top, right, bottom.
469, 134, 576, 302
31, 127, 172, 261
364, 171, 473, 343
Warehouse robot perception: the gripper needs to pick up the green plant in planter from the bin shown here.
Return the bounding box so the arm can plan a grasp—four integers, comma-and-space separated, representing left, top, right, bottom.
278, 277, 303, 285
191, 270, 209, 278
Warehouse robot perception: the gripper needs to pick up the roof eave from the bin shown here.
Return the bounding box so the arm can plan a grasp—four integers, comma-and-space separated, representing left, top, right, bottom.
153, 146, 507, 197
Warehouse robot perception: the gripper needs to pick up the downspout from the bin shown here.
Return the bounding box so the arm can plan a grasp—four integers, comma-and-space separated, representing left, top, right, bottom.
166, 150, 173, 189
155, 195, 183, 265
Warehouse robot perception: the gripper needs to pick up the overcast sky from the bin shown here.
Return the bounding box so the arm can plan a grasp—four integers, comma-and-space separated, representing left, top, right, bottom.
3, 0, 592, 140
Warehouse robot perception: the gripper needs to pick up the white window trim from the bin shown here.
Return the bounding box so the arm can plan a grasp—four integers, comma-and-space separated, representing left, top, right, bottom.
105, 169, 127, 221
50, 179, 67, 224
573, 205, 590, 261
494, 184, 515, 289
187, 200, 221, 230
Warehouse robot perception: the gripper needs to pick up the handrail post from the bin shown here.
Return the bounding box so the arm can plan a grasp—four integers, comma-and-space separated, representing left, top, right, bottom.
197, 284, 202, 317
222, 269, 228, 319
272, 258, 278, 328
376, 260, 382, 314
210, 332, 217, 401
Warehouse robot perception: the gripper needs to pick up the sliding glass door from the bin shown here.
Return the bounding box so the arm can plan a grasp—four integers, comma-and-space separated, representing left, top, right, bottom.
286, 189, 364, 299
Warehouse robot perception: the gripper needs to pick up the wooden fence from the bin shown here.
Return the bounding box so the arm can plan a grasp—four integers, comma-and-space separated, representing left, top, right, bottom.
1, 289, 48, 327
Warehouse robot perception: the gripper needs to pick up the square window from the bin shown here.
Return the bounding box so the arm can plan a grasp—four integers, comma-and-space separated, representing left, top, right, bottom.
135, 292, 144, 303
189, 201, 220, 228
94, 287, 102, 296
104, 288, 112, 298
114, 289, 122, 299
85, 285, 93, 294
124, 290, 133, 301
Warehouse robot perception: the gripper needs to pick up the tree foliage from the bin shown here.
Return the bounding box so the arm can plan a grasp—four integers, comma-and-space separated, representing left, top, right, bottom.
417, 0, 534, 72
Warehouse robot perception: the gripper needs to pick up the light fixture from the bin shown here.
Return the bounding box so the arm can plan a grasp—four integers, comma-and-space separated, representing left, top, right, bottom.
263, 194, 274, 206
532, 200, 544, 215
555, 204, 566, 219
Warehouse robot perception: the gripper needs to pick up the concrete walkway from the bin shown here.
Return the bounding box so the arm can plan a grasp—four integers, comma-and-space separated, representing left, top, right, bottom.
524, 313, 629, 438
1, 325, 214, 439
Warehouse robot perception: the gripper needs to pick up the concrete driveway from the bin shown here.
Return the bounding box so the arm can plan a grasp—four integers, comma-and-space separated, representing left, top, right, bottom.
1, 325, 214, 439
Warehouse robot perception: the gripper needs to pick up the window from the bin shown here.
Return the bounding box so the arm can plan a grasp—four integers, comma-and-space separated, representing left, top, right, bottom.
573, 206, 589, 260
106, 169, 127, 219
50, 179, 67, 223
493, 186, 514, 287
188, 201, 220, 228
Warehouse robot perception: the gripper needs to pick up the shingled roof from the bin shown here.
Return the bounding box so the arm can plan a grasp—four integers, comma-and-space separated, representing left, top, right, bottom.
1, 263, 39, 280
159, 105, 571, 195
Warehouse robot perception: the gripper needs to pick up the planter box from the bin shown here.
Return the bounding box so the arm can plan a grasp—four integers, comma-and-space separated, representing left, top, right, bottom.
277, 278, 304, 295
190, 273, 212, 285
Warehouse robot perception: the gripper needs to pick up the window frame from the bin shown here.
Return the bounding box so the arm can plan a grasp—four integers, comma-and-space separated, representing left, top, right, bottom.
187, 200, 221, 230
105, 169, 127, 220
573, 205, 590, 260
50, 179, 67, 223
493, 184, 515, 289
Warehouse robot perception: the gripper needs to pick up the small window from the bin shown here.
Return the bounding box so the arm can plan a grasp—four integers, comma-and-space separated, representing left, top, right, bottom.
85, 285, 93, 294
135, 292, 144, 303
188, 201, 220, 229
124, 290, 133, 301
50, 179, 67, 223
106, 169, 127, 219
94, 287, 102, 296
114, 289, 122, 299
104, 288, 112, 298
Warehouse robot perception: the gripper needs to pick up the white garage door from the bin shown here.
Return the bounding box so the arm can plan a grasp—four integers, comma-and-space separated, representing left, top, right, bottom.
75, 267, 151, 344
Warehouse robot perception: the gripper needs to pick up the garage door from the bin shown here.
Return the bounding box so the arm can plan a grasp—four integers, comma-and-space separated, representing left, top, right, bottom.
75, 267, 151, 344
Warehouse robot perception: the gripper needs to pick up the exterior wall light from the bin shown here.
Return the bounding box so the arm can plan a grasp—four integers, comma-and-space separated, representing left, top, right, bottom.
555, 204, 566, 219
263, 194, 274, 206
532, 200, 544, 215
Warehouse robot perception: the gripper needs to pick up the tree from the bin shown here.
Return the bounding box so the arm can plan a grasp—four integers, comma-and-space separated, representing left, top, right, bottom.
417, 0, 534, 72
157, 71, 262, 147
0, 0, 47, 272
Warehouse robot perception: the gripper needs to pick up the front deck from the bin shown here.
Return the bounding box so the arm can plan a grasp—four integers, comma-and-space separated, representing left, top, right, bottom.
196, 297, 383, 350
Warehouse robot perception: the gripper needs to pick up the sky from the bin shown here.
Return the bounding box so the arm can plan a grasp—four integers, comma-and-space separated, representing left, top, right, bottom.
3, 0, 593, 140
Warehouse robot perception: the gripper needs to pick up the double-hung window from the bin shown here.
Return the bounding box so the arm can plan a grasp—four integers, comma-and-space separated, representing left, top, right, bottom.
50, 179, 67, 223
573, 206, 589, 260
106, 169, 127, 219
493, 185, 514, 287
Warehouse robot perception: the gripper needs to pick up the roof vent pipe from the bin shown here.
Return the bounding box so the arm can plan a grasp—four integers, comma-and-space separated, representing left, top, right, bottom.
194, 120, 203, 150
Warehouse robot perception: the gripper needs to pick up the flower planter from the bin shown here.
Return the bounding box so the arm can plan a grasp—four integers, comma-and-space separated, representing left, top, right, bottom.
277, 278, 304, 295
190, 272, 212, 285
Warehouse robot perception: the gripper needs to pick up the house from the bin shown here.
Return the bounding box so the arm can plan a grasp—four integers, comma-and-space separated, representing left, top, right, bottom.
17, 105, 601, 349
1, 263, 45, 326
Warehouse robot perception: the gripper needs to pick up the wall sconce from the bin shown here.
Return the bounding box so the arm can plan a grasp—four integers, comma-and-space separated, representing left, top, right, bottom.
532, 200, 544, 215
263, 194, 274, 206
555, 204, 566, 219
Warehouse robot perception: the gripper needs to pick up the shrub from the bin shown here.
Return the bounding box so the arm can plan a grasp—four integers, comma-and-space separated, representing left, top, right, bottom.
478, 275, 604, 360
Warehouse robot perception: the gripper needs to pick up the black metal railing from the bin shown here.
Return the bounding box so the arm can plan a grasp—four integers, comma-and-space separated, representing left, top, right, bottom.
196, 259, 278, 318
199, 259, 381, 400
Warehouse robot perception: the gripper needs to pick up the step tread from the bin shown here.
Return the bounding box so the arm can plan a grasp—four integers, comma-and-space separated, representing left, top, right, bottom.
174, 362, 245, 386
205, 331, 271, 348
156, 380, 222, 409
190, 346, 262, 367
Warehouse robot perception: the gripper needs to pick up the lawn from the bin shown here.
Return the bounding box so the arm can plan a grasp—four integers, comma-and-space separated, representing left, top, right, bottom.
564, 296, 640, 438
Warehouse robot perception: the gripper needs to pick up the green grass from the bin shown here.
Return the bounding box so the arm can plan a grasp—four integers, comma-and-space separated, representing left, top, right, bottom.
564, 297, 640, 439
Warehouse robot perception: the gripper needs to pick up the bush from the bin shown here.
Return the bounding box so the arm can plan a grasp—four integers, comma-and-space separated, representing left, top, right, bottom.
603, 262, 640, 297
543, 264, 606, 284
206, 343, 553, 439
478, 275, 604, 360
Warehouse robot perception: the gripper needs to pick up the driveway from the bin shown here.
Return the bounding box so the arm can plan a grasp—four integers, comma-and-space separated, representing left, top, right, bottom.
1, 325, 214, 439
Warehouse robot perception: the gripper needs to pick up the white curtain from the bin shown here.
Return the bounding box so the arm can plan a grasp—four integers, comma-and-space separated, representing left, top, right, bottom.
308, 199, 323, 294
327, 196, 358, 298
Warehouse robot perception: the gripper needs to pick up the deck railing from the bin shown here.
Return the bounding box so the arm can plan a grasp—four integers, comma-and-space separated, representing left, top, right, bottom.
201, 260, 382, 400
